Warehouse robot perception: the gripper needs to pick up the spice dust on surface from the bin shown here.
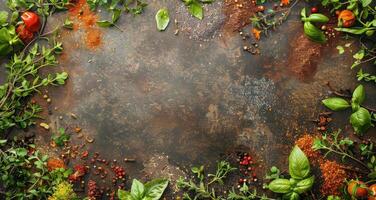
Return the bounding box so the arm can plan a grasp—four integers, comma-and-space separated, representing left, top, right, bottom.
68, 0, 102, 49
295, 134, 350, 196
223, 0, 257, 32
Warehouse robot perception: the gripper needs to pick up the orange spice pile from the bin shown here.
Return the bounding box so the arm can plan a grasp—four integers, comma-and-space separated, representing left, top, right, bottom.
295, 134, 322, 163
295, 134, 349, 196
68, 0, 102, 49
319, 160, 347, 196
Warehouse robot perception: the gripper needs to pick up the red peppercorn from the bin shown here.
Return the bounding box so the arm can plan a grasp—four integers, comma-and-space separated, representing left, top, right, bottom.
311, 7, 318, 13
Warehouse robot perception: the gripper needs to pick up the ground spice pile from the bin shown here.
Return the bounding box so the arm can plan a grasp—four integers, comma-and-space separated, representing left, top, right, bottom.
68, 0, 102, 49
319, 160, 347, 196
295, 134, 322, 163
223, 0, 257, 32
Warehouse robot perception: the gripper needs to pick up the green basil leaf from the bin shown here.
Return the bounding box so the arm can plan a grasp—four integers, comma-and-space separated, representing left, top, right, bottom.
0, 11, 9, 25
97, 20, 113, 27
293, 176, 314, 194
112, 8, 122, 23
289, 146, 310, 179
303, 22, 326, 43
131, 179, 145, 199
361, 0, 371, 7
350, 107, 372, 134
322, 97, 350, 111
144, 179, 169, 200
268, 179, 291, 193
351, 84, 365, 105
118, 189, 133, 200
155, 8, 170, 31
187, 0, 203, 20
302, 13, 329, 23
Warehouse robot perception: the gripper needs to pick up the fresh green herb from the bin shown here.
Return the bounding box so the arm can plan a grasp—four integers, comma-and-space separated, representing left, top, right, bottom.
357, 69, 376, 83
322, 85, 374, 135
0, 42, 68, 133
155, 8, 170, 31
312, 130, 375, 178
227, 183, 275, 200
63, 18, 73, 29
177, 160, 237, 200
265, 166, 282, 180
336, 45, 345, 54
265, 146, 314, 200
0, 138, 72, 198
251, 0, 298, 37
52, 127, 70, 146
118, 178, 169, 200
301, 8, 327, 43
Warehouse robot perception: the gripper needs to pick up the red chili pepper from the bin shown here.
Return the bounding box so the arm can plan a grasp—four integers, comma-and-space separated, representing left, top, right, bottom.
16, 25, 34, 43
311, 7, 318, 13
21, 11, 41, 32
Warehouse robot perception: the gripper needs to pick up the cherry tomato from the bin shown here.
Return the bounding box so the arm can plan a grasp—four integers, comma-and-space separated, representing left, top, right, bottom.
311, 7, 318, 13
347, 180, 368, 198
21, 11, 41, 32
16, 24, 34, 43
369, 184, 376, 200
338, 10, 356, 28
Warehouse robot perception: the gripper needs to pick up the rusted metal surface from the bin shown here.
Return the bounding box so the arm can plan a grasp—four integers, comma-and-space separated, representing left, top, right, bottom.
2, 0, 376, 197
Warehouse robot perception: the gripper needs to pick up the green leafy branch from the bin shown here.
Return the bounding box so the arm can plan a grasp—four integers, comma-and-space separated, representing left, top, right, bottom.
0, 42, 68, 133
312, 130, 376, 178
177, 160, 236, 200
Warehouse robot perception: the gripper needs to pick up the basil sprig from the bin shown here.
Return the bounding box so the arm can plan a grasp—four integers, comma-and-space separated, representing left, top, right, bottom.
322, 85, 374, 135
300, 8, 328, 43
267, 146, 314, 200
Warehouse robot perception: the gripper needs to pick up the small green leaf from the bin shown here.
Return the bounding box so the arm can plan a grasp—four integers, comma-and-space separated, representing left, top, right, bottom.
96, 20, 113, 27
336, 46, 344, 54
155, 8, 170, 31
187, 0, 203, 20
289, 146, 310, 180
322, 97, 350, 111
63, 18, 74, 29
268, 179, 291, 193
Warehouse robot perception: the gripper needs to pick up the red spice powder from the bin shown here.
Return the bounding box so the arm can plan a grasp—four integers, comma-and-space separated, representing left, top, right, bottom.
68, 0, 102, 49
85, 29, 102, 49
47, 158, 66, 171
295, 134, 322, 163
319, 160, 347, 196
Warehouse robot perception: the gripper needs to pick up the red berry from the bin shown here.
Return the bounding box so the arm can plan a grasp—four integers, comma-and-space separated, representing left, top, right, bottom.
247, 156, 252, 161
311, 7, 318, 13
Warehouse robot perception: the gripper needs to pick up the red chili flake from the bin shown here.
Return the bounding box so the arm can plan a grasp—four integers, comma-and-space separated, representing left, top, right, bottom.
81, 150, 89, 159
69, 164, 87, 182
